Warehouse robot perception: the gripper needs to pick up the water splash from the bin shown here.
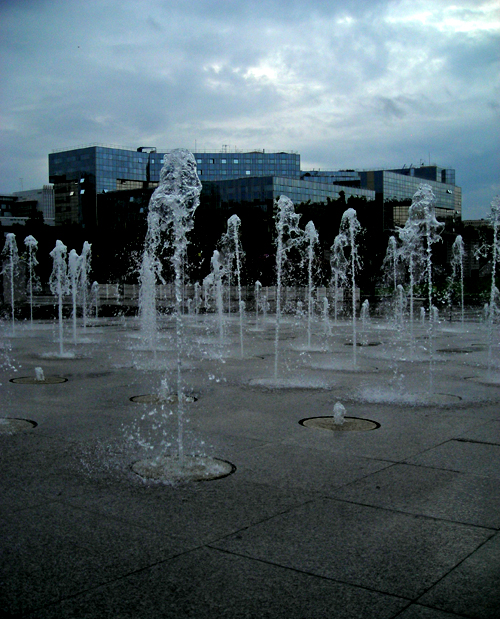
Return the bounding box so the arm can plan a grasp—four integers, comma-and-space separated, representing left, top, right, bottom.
49, 240, 69, 356
305, 220, 319, 349
330, 233, 348, 325
146, 148, 202, 463
1, 233, 20, 334
338, 208, 362, 366
274, 195, 304, 379
24, 235, 40, 327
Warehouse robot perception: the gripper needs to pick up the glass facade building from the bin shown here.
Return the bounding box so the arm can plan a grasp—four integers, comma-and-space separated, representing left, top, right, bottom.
48, 145, 460, 230
49, 145, 300, 193
206, 176, 374, 212
358, 167, 461, 227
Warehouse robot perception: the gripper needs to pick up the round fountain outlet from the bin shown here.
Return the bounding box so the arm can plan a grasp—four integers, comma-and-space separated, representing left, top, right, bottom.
10, 376, 67, 384
0, 418, 37, 434
300, 416, 380, 432
132, 455, 235, 482
130, 394, 198, 404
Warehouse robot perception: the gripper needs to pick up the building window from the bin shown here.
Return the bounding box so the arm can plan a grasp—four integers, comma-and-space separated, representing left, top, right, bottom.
246, 170, 251, 175
233, 159, 239, 164
221, 159, 226, 164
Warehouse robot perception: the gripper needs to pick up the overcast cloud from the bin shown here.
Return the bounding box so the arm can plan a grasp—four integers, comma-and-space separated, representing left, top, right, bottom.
1, 0, 498, 218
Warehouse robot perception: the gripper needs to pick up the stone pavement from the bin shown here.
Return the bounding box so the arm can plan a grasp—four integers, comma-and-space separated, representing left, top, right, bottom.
1, 316, 499, 618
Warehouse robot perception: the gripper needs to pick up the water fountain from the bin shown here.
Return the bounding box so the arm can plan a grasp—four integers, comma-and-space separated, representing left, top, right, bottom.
68, 249, 80, 344
49, 240, 69, 356
273, 196, 304, 379
24, 235, 39, 327
132, 149, 233, 482
330, 233, 348, 325
338, 208, 362, 366
486, 196, 500, 374
305, 220, 319, 349
1, 233, 20, 334
90, 281, 99, 319
254, 280, 262, 328
221, 214, 244, 357
406, 184, 443, 390
80, 241, 92, 329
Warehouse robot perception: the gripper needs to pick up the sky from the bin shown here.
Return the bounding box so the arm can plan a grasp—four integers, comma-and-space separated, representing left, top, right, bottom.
1, 0, 499, 219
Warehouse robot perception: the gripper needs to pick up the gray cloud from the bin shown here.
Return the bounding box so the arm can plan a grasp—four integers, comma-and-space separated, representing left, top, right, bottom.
1, 0, 499, 218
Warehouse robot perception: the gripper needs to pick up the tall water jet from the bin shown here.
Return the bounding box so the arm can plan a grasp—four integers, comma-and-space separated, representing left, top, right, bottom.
274, 195, 303, 380
338, 208, 362, 366
1, 233, 20, 334
305, 220, 319, 348
383, 235, 399, 294
24, 235, 40, 327
49, 240, 69, 356
68, 249, 81, 344
398, 206, 425, 354
146, 148, 202, 463
139, 250, 161, 356
222, 214, 244, 357
330, 233, 348, 325
91, 281, 99, 319
486, 196, 500, 373
406, 184, 443, 389
209, 250, 225, 350
194, 282, 201, 315
450, 235, 465, 326
254, 280, 262, 328
80, 242, 92, 329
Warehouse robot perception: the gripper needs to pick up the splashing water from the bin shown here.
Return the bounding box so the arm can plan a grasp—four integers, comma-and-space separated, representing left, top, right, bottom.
222, 214, 244, 357
406, 184, 443, 390
254, 280, 262, 328
330, 232, 348, 325
338, 208, 362, 366
80, 242, 92, 329
486, 197, 500, 373
90, 281, 99, 319
333, 402, 346, 425
68, 249, 81, 344
1, 233, 20, 334
305, 220, 319, 349
274, 195, 304, 379
49, 240, 69, 356
34, 367, 45, 382
145, 149, 202, 463
24, 235, 40, 327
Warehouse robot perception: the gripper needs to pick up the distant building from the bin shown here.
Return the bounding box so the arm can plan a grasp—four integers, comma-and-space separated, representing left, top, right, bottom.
300, 165, 461, 229
48, 145, 461, 232
13, 185, 55, 226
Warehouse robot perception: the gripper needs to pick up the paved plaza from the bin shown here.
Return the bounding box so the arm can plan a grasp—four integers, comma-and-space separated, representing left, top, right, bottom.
1, 314, 499, 618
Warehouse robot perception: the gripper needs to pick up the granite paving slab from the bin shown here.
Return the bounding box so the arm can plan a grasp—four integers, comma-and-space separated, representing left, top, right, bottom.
24, 547, 409, 619
329, 462, 500, 529
406, 439, 500, 478
418, 533, 500, 619
211, 497, 493, 599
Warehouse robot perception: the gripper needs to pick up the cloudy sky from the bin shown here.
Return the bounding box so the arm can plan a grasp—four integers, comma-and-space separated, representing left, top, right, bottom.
1, 0, 498, 218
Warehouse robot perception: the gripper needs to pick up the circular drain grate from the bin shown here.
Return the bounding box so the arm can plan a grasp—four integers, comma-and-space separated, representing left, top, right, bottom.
0, 418, 37, 434
130, 394, 198, 404
10, 376, 67, 384
132, 455, 235, 482
299, 416, 380, 432
344, 342, 381, 347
